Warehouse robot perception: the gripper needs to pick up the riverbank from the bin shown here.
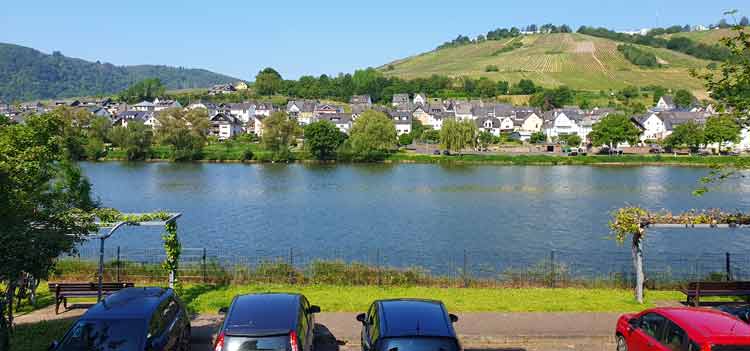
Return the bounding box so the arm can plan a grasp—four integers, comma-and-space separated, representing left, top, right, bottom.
99, 143, 747, 167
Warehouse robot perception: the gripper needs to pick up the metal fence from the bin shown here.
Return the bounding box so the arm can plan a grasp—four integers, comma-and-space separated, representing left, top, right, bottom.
53, 246, 750, 289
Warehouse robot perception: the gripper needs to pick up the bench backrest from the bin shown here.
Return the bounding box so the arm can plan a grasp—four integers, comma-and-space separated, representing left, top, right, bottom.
686, 281, 750, 291
48, 282, 134, 292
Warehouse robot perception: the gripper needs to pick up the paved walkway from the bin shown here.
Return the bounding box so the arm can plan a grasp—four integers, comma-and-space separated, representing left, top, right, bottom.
17, 308, 619, 351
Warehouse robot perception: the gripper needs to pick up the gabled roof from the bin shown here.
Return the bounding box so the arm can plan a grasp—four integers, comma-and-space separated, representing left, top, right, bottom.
476, 116, 501, 129
350, 95, 372, 105
392, 94, 410, 103
134, 101, 155, 107
318, 112, 353, 124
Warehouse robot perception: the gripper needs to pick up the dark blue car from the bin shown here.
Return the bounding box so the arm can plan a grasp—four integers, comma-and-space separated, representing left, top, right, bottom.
356, 299, 461, 351
52, 287, 191, 351
214, 293, 320, 351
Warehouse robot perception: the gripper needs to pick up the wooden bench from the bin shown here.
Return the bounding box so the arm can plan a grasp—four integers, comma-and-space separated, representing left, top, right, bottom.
681, 281, 750, 306
48, 282, 134, 314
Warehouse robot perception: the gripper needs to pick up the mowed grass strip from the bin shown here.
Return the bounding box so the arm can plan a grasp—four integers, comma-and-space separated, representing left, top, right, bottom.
186, 284, 682, 314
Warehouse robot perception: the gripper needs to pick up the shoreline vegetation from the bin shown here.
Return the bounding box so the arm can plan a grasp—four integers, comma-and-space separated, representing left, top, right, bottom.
97, 144, 746, 167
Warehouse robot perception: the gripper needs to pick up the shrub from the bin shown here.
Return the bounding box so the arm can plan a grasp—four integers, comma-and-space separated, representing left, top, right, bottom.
485, 65, 499, 72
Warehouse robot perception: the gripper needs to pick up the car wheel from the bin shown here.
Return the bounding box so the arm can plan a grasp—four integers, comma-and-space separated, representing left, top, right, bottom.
616, 334, 627, 351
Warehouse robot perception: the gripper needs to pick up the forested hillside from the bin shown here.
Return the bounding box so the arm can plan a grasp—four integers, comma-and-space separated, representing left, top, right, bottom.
0, 43, 239, 102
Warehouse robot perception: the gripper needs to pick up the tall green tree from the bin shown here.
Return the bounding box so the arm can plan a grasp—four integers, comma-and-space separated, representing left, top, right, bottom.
529, 132, 547, 144
262, 111, 302, 160
107, 121, 152, 160
156, 108, 210, 161
0, 113, 97, 349
663, 121, 705, 150
588, 114, 641, 148
440, 119, 477, 153
118, 78, 165, 103
304, 120, 345, 160
704, 115, 741, 151
255, 68, 283, 95
347, 110, 397, 157
477, 131, 495, 149
673, 89, 695, 108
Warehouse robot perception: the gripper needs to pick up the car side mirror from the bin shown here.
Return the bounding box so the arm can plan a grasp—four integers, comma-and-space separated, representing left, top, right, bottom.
449, 314, 459, 323
218, 307, 228, 315
308, 305, 321, 314
48, 341, 59, 351
356, 313, 366, 323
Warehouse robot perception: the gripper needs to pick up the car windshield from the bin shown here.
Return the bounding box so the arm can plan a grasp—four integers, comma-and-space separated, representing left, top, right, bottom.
224, 335, 290, 351
57, 319, 146, 351
378, 337, 460, 351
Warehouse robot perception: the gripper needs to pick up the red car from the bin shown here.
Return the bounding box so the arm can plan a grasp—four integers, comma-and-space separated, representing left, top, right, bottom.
616, 307, 750, 351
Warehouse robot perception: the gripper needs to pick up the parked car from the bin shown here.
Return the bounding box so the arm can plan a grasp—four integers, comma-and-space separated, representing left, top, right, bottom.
432, 150, 441, 155
51, 287, 190, 351
615, 307, 750, 351
356, 299, 460, 351
716, 304, 750, 323
442, 150, 451, 156
214, 293, 320, 351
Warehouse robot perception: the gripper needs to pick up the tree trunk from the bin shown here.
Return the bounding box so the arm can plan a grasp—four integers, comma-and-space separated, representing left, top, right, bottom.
632, 232, 645, 304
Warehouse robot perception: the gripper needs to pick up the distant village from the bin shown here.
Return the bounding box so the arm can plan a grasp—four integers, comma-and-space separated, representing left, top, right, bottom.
1, 82, 746, 152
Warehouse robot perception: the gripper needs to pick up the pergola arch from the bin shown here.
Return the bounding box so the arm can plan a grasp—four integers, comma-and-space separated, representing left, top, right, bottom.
90, 209, 182, 301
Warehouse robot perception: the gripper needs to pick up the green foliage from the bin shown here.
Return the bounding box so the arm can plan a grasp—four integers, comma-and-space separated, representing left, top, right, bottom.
530, 132, 547, 144
304, 120, 345, 160
398, 133, 414, 146
617, 45, 659, 67
347, 110, 397, 157
0, 43, 239, 101
162, 221, 182, 292
663, 120, 705, 150
88, 116, 112, 143
410, 119, 425, 141
704, 115, 741, 149
609, 207, 647, 244
673, 89, 695, 108
84, 137, 106, 161
491, 41, 524, 56
477, 131, 495, 148
485, 64, 499, 72
0, 113, 97, 348
261, 112, 302, 161
155, 108, 210, 161
421, 129, 440, 144
440, 119, 477, 152
107, 121, 152, 160
512, 79, 538, 95
255, 67, 283, 95
588, 113, 642, 147
530, 86, 574, 111
118, 78, 165, 103
561, 134, 582, 146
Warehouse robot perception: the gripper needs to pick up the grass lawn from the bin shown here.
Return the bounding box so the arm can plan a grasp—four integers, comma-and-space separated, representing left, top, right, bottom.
185, 284, 683, 314
11, 318, 75, 351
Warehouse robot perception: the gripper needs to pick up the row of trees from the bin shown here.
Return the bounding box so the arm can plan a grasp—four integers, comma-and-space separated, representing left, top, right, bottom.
617, 45, 659, 67
577, 26, 731, 61
662, 115, 741, 151
438, 24, 573, 50
252, 67, 545, 103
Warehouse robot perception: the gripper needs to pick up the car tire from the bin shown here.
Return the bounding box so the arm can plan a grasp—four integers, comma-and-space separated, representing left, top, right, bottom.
616, 334, 627, 351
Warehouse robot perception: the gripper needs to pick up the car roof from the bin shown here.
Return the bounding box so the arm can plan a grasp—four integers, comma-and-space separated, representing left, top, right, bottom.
225, 293, 301, 335
652, 307, 750, 340
377, 299, 455, 338
84, 287, 170, 320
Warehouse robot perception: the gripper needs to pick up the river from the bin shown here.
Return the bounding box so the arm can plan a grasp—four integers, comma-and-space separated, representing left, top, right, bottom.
79, 162, 750, 278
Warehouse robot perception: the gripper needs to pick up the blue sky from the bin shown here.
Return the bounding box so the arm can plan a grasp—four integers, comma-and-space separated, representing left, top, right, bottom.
1, 0, 748, 81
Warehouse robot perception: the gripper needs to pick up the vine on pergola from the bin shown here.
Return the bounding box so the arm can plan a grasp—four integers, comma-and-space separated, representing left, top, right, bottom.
93, 208, 182, 291
610, 207, 750, 304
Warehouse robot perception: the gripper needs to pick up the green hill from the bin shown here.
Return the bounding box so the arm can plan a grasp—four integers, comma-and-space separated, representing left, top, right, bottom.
661, 27, 744, 45
0, 43, 241, 102
380, 33, 712, 93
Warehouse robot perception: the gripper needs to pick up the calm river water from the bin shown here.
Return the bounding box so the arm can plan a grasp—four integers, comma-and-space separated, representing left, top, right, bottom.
79, 162, 750, 277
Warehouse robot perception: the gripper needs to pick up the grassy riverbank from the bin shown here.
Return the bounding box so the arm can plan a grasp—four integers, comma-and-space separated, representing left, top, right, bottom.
100, 142, 747, 166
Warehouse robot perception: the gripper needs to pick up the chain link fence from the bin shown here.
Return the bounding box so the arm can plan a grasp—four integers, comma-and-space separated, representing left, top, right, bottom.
51, 247, 750, 289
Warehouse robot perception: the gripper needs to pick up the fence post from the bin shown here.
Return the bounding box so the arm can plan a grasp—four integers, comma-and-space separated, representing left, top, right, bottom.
376, 248, 381, 286
463, 250, 469, 288
202, 248, 207, 283
550, 250, 555, 288
289, 248, 294, 285
116, 246, 121, 283
726, 252, 732, 281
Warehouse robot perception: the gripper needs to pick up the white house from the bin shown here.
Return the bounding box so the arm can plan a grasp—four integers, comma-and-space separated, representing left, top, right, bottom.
317, 113, 353, 134
476, 116, 502, 136
228, 103, 256, 124
655, 96, 677, 111
634, 113, 666, 141
543, 110, 585, 141
133, 101, 155, 112
210, 113, 243, 140
153, 98, 182, 112
255, 103, 275, 117
515, 112, 544, 140
413, 93, 427, 106
391, 111, 412, 135
499, 116, 515, 132
392, 94, 410, 107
